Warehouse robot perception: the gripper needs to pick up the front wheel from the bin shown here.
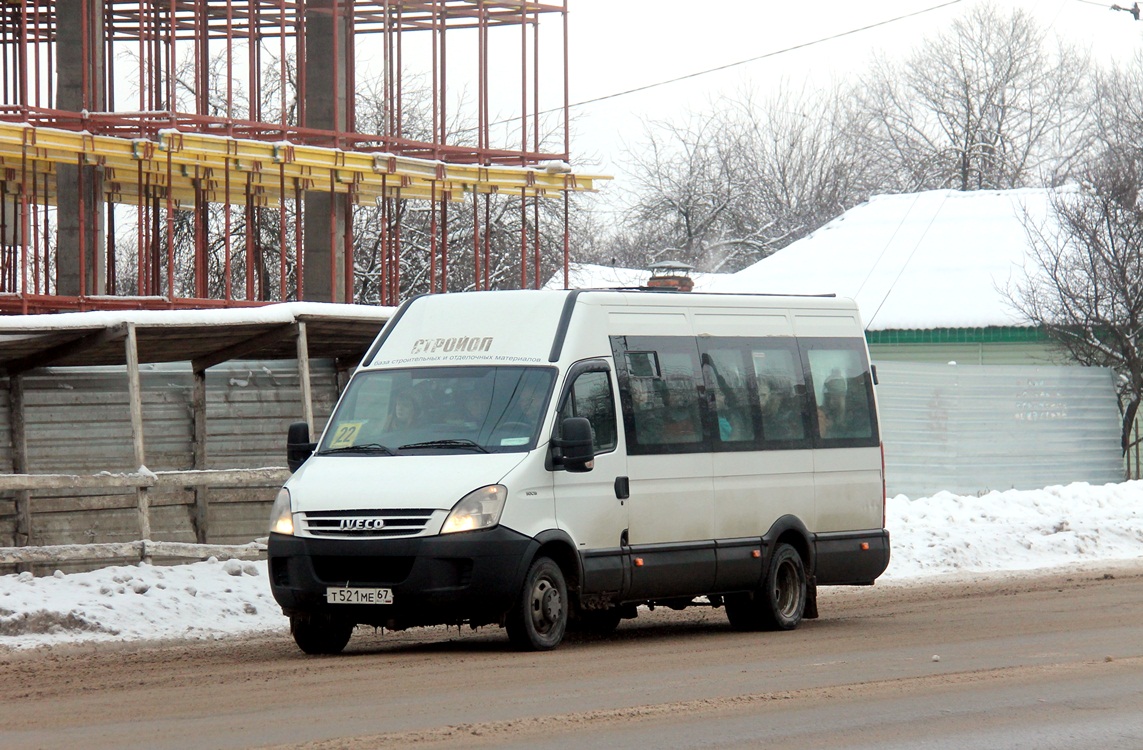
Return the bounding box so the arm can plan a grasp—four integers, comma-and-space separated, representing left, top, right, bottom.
506, 557, 568, 650
725, 542, 807, 631
290, 613, 354, 655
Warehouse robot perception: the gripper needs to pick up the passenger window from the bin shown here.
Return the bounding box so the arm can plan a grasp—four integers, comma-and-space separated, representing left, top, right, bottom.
701, 348, 755, 443
556, 370, 618, 453
642, 352, 702, 446
612, 336, 704, 454
625, 351, 661, 378
804, 344, 877, 444
750, 346, 808, 443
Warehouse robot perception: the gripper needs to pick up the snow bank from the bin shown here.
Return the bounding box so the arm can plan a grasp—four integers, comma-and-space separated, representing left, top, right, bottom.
1, 481, 1142, 651
885, 481, 1143, 578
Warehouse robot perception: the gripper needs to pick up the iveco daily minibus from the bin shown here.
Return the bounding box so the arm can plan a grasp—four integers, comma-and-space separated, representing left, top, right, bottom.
268, 289, 890, 653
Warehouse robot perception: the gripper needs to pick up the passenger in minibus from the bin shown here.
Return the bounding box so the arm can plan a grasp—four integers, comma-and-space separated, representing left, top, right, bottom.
818, 372, 868, 441
758, 376, 803, 441
660, 386, 701, 443
701, 357, 751, 443
386, 390, 421, 431
818, 372, 851, 439
454, 387, 489, 430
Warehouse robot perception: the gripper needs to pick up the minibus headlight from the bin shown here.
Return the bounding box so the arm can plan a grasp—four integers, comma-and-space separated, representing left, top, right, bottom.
269, 488, 295, 536
441, 485, 507, 534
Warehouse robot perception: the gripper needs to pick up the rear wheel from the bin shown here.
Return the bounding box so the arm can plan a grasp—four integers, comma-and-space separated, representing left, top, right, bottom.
290, 613, 354, 655
725, 542, 807, 631
506, 557, 568, 650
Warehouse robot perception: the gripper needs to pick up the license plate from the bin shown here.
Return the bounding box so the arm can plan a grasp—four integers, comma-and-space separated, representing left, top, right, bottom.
325, 587, 393, 605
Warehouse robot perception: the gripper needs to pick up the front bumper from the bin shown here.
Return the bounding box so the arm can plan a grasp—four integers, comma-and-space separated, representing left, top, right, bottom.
267, 526, 537, 628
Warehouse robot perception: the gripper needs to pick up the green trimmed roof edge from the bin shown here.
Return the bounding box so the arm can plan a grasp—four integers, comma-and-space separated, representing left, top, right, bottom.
865, 327, 1047, 345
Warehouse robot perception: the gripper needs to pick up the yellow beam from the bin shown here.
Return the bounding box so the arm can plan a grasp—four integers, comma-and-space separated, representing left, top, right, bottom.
0, 122, 607, 210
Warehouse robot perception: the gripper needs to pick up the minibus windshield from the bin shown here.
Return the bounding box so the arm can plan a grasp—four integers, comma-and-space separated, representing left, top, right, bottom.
318, 366, 556, 455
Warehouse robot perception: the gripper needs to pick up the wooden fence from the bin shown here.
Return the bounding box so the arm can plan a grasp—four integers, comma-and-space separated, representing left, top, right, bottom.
0, 467, 288, 567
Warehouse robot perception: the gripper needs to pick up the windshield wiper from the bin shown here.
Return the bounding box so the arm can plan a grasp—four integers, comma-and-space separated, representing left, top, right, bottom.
398, 439, 490, 453
317, 443, 394, 456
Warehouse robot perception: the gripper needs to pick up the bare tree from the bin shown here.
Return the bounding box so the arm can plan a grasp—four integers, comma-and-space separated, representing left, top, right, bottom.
604, 81, 870, 274
1088, 50, 1143, 157
856, 2, 1092, 192
731, 84, 876, 267
617, 110, 743, 271
1009, 148, 1143, 451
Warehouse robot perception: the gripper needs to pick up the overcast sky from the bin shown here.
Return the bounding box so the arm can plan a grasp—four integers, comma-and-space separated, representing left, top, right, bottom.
560, 0, 1143, 192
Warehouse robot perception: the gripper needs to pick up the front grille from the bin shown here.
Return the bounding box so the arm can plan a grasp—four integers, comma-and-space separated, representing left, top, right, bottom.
301, 508, 437, 538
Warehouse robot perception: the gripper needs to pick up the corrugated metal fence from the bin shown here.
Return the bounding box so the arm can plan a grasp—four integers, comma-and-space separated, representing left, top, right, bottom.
875, 361, 1124, 498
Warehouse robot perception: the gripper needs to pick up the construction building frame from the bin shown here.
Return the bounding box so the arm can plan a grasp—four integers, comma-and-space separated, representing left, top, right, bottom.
0, 0, 599, 313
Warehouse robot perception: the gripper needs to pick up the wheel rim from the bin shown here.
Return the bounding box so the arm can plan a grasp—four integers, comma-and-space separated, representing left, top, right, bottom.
773, 557, 801, 619
529, 575, 564, 635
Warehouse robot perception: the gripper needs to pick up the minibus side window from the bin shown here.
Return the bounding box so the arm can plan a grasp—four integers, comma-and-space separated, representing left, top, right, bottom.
801, 340, 879, 446
556, 370, 618, 453
701, 348, 755, 444
749, 344, 810, 444
611, 336, 705, 454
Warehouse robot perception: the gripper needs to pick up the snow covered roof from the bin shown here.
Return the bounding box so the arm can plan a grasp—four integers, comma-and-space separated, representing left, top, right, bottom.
0, 302, 395, 371
709, 188, 1054, 331
553, 189, 1058, 331
0, 300, 391, 332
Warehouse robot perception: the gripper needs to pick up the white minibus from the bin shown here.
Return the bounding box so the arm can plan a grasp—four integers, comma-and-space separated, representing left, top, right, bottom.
268, 289, 889, 653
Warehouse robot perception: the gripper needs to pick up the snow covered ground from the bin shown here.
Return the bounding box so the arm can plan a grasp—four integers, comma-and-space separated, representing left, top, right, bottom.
2, 481, 1142, 652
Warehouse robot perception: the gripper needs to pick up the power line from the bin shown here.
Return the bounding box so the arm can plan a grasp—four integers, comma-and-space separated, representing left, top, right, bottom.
464, 1, 965, 136
563, 0, 965, 113
478, 0, 1117, 138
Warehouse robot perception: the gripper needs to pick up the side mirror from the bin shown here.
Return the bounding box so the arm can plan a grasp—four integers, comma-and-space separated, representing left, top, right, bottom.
554, 416, 594, 473
287, 421, 316, 473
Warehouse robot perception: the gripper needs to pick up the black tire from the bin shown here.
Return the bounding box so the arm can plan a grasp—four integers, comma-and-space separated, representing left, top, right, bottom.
290, 613, 354, 655
506, 557, 568, 650
724, 542, 807, 631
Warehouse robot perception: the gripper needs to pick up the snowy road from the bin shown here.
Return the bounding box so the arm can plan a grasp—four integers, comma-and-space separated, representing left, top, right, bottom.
2, 561, 1141, 750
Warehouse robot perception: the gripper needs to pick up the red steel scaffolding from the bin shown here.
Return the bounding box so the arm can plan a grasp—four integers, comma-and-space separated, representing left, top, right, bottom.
0, 0, 599, 312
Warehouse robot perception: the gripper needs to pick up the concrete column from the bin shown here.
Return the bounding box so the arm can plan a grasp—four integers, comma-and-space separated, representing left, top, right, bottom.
55, 0, 106, 297
303, 0, 352, 303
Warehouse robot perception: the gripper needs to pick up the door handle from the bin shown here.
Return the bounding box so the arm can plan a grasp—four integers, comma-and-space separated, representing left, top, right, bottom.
614, 476, 630, 500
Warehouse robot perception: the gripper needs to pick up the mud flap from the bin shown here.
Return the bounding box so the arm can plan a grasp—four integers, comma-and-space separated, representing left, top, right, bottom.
803, 580, 819, 619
